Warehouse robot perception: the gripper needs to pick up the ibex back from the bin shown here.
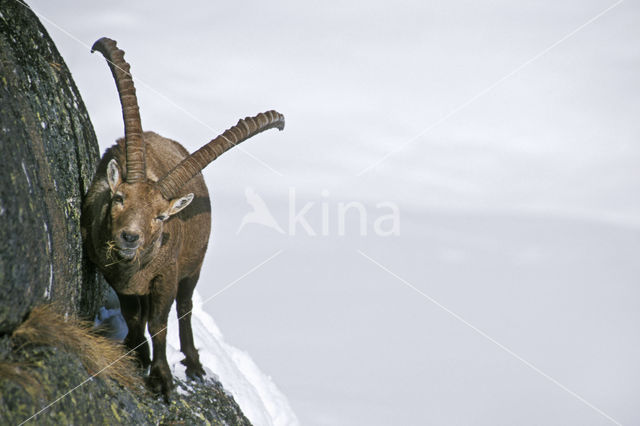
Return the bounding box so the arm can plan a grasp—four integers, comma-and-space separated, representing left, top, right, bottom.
81, 38, 284, 400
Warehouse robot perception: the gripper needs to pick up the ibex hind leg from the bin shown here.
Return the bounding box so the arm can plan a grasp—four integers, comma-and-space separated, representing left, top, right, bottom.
177, 273, 206, 381
117, 294, 151, 370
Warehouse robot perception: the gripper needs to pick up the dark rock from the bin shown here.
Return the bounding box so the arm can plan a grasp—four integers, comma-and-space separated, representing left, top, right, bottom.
0, 0, 108, 333
0, 344, 251, 425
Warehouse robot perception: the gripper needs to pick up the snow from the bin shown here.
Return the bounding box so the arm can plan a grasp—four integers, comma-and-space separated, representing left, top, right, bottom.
94, 292, 298, 425
165, 291, 299, 426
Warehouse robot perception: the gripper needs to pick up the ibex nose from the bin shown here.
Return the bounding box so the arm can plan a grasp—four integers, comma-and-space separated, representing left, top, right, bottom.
121, 230, 139, 243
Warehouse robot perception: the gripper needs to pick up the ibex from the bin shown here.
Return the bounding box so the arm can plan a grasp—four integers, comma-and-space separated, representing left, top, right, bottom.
81, 37, 284, 400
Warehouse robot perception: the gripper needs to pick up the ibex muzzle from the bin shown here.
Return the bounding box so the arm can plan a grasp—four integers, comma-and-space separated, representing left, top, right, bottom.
81, 37, 284, 400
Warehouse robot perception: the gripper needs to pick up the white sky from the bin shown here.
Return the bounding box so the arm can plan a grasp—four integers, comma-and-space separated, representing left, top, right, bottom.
26, 1, 640, 424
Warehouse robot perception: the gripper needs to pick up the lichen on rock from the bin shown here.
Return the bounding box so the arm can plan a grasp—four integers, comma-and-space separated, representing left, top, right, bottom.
0, 0, 107, 333
0, 340, 251, 425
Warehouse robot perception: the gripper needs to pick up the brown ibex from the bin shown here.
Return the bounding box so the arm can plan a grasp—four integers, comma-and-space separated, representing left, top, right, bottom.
81, 37, 284, 400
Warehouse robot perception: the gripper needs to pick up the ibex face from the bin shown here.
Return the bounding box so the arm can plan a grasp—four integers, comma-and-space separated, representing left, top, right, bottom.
83, 37, 284, 402
105, 159, 193, 261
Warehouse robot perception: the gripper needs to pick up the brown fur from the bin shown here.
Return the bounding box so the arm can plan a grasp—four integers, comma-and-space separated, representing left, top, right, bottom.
11, 304, 142, 391
82, 133, 211, 399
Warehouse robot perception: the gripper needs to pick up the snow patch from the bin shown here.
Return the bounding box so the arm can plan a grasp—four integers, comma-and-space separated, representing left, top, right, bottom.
176, 381, 191, 396
44, 263, 53, 298
44, 222, 53, 298
44, 222, 52, 252
21, 161, 32, 192
165, 291, 299, 426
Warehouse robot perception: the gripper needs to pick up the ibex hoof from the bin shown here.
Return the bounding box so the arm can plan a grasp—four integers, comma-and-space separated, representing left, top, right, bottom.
148, 365, 174, 403
182, 358, 206, 382
186, 366, 206, 382
137, 355, 151, 372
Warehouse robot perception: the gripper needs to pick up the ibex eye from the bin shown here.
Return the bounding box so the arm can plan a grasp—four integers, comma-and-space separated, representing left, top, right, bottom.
113, 195, 124, 204
156, 214, 168, 222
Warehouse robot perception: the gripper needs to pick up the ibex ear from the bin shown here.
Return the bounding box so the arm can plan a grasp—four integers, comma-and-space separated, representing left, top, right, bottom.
107, 159, 121, 193
168, 193, 194, 216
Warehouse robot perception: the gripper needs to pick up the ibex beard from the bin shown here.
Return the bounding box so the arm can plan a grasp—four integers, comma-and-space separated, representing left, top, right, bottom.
81, 37, 284, 401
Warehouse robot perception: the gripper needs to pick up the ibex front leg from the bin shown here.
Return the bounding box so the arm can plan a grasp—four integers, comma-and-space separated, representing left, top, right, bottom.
147, 272, 178, 401
118, 293, 151, 370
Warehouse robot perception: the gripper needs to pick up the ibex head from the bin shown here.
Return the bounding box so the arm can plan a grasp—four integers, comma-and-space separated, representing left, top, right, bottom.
104, 160, 193, 260
92, 37, 284, 262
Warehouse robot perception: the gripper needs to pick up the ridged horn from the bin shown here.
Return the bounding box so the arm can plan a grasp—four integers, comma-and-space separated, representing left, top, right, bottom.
156, 110, 285, 199
91, 37, 146, 183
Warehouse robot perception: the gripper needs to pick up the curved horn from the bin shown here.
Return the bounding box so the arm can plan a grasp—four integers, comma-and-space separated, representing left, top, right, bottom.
156, 110, 285, 199
92, 37, 146, 183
